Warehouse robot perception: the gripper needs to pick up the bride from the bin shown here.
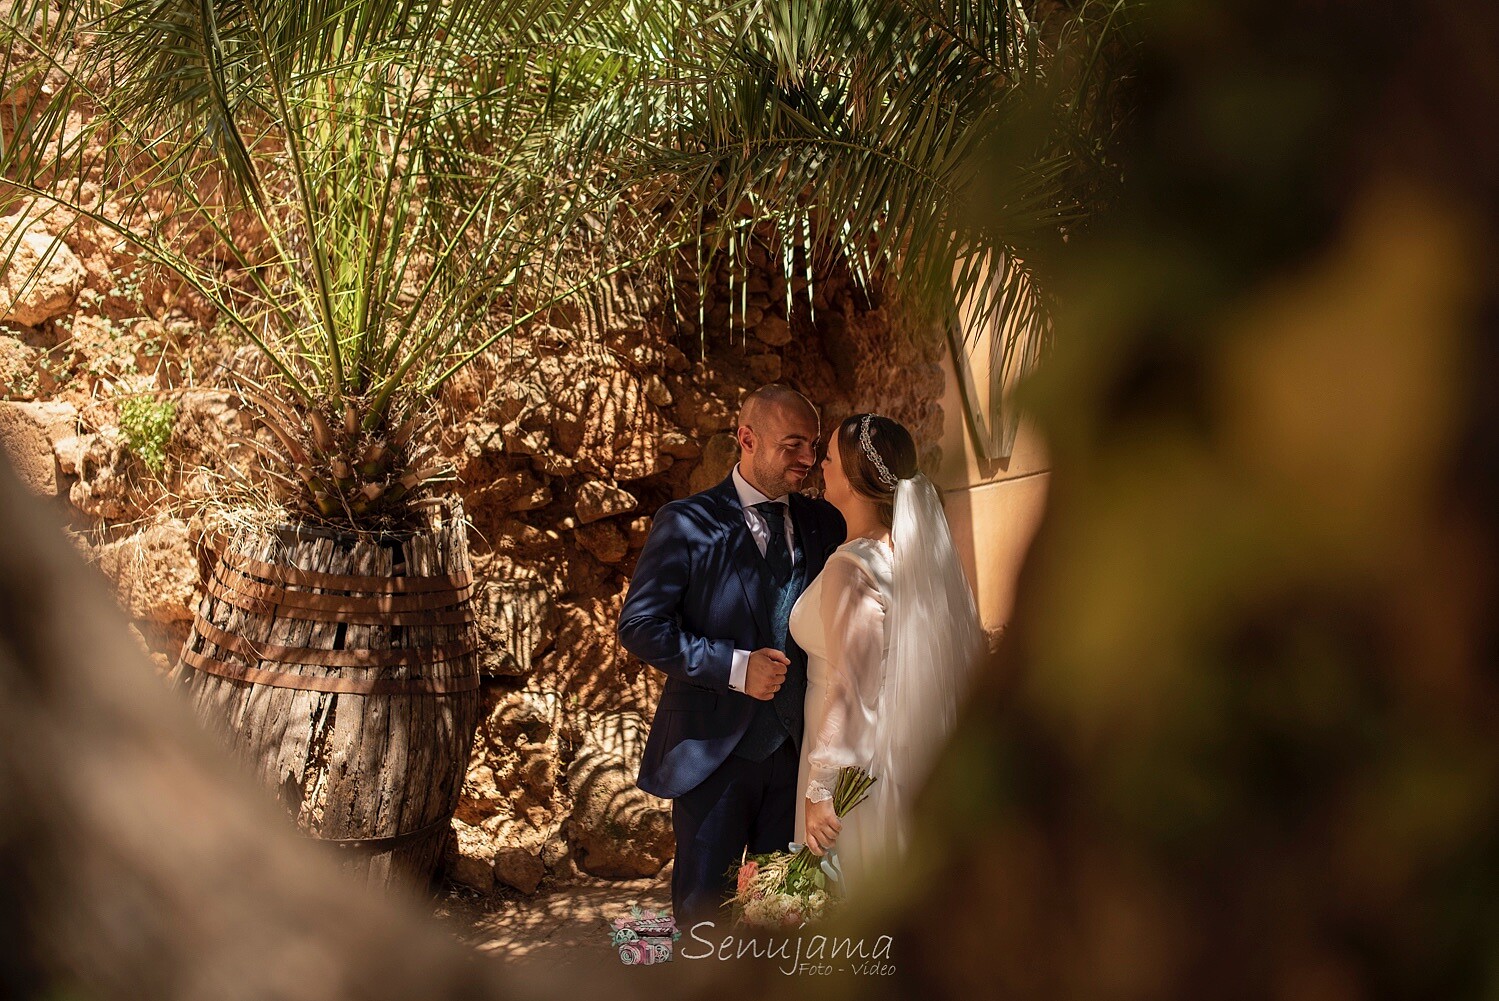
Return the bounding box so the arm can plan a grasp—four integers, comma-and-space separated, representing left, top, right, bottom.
789, 413, 984, 902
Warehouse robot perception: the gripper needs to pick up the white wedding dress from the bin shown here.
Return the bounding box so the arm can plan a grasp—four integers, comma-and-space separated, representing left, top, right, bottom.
789, 537, 898, 902
787, 473, 985, 906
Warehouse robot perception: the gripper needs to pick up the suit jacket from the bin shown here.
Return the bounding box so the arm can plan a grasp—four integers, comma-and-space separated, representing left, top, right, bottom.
618, 471, 846, 799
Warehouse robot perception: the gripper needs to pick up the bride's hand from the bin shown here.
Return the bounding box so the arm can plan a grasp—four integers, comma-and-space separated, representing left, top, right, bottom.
804, 798, 841, 856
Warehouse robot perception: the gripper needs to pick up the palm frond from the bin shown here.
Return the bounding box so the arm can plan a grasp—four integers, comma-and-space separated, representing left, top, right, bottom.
553, 0, 1138, 457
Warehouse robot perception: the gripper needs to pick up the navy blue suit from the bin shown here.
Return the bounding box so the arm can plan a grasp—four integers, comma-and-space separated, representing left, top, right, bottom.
618, 471, 844, 926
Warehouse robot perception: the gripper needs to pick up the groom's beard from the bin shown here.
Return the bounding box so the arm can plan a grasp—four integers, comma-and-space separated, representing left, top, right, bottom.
781, 467, 813, 494
771, 470, 813, 497
751, 458, 814, 499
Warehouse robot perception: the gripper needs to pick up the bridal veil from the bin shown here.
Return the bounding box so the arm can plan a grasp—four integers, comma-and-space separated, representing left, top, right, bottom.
876, 472, 985, 854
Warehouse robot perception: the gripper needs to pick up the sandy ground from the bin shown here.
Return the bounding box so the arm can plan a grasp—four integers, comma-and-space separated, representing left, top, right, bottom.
428, 861, 773, 995
430, 861, 896, 991
431, 863, 676, 972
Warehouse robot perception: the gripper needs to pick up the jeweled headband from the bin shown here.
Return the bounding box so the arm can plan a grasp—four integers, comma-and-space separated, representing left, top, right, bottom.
859, 414, 898, 488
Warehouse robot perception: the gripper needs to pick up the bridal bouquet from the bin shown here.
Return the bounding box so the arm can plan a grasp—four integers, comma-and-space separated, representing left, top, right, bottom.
726, 766, 876, 930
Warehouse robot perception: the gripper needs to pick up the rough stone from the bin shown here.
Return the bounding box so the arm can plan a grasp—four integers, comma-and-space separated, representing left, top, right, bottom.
168, 390, 256, 500
672, 366, 738, 434
18, 400, 79, 443
0, 216, 86, 327
57, 314, 143, 391
613, 448, 671, 482
493, 845, 547, 895
688, 432, 740, 494
574, 480, 638, 524
500, 425, 548, 457
769, 272, 788, 301
444, 819, 496, 893
92, 518, 197, 623
474, 576, 555, 677
491, 690, 558, 746
659, 431, 701, 459
456, 689, 563, 842
0, 400, 76, 494
643, 374, 672, 407
54, 433, 91, 476
575, 520, 628, 564
564, 710, 673, 879
460, 420, 504, 461
738, 305, 765, 329
464, 465, 551, 515
68, 428, 142, 520
540, 829, 572, 873
523, 351, 679, 484
456, 760, 502, 826
821, 310, 860, 392
625, 516, 652, 549
746, 352, 783, 384
0, 335, 41, 400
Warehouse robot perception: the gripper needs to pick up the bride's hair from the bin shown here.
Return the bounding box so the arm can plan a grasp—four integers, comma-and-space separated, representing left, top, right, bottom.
836, 413, 918, 527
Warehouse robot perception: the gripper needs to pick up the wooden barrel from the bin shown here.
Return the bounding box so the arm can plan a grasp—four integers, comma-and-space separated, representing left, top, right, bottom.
169, 498, 482, 892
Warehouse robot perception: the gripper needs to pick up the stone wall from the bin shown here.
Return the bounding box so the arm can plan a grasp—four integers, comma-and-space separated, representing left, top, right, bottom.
0, 216, 950, 895
430, 252, 949, 893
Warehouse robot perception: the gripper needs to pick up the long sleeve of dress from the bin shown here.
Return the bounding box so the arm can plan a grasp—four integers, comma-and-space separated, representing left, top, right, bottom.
805, 552, 887, 803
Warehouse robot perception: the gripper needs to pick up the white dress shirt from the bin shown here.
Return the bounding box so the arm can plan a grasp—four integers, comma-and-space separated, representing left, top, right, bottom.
729, 463, 795, 693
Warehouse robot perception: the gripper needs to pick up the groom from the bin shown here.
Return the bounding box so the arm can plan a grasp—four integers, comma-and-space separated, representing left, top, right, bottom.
619, 385, 846, 927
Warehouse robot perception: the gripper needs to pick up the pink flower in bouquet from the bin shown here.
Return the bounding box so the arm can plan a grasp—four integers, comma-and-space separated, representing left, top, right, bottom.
736, 860, 759, 896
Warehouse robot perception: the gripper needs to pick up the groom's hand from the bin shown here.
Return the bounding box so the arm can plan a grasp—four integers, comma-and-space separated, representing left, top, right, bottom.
745, 648, 790, 700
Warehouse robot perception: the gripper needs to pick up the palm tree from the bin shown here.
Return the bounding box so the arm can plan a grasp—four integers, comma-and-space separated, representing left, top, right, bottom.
0, 0, 630, 526
557, 0, 1136, 456
0, 0, 652, 890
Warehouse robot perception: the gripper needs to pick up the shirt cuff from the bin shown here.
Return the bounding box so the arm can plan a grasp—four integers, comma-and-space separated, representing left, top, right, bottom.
730, 648, 750, 693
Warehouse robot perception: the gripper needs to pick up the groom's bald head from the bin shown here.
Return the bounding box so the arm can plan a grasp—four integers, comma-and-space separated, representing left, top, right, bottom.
738, 384, 817, 430
736, 385, 820, 498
